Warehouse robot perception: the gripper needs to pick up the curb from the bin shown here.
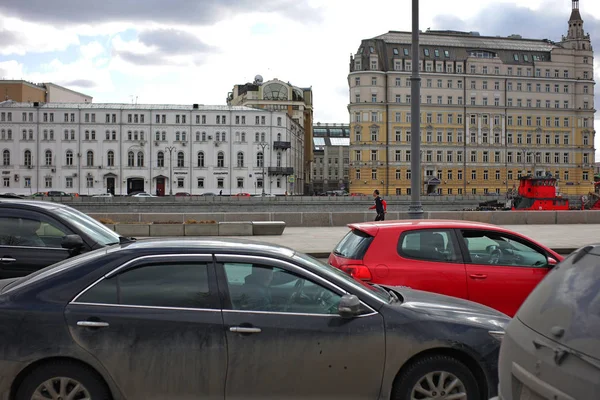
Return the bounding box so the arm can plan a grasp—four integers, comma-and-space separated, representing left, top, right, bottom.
305, 248, 577, 259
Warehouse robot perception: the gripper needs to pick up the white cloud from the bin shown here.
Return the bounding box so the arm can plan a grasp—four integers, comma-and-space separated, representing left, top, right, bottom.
0, 60, 24, 79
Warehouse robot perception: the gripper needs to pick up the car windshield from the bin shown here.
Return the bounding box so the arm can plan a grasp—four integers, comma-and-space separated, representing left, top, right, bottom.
293, 252, 391, 304
2, 247, 109, 294
54, 207, 121, 246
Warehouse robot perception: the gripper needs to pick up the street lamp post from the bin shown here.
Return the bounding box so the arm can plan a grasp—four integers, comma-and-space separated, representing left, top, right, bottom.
408, 0, 423, 219
257, 141, 269, 196
165, 146, 175, 196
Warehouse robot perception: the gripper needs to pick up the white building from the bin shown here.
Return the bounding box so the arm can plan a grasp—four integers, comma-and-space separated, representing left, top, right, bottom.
0, 101, 304, 196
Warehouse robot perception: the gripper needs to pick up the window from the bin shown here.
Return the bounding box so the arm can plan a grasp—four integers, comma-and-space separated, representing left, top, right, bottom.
460, 231, 547, 267
77, 263, 214, 309
398, 230, 459, 262
237, 152, 244, 168
217, 152, 225, 168
177, 178, 184, 188
127, 151, 134, 167
2, 150, 9, 166
45, 177, 52, 188
137, 152, 144, 167
177, 152, 185, 167
45, 150, 52, 166
157, 152, 164, 167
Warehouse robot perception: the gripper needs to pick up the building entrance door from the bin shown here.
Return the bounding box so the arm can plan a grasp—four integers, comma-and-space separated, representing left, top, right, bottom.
106, 178, 115, 195
127, 178, 144, 194
157, 178, 165, 196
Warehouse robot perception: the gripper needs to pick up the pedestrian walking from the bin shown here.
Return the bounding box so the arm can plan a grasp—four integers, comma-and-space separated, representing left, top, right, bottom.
369, 189, 386, 221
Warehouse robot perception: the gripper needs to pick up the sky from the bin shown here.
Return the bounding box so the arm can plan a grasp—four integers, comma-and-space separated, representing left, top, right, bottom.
0, 0, 598, 155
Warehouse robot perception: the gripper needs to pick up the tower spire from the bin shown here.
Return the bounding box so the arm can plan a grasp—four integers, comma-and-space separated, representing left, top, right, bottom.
567, 0, 584, 40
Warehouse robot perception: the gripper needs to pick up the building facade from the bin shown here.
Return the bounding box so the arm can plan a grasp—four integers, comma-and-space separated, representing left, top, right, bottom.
227, 76, 314, 194
348, 1, 595, 196
0, 80, 92, 103
312, 123, 350, 194
0, 102, 304, 196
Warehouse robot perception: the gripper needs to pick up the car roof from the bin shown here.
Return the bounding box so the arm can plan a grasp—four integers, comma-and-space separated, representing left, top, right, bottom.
120, 238, 297, 258
0, 199, 72, 211
348, 219, 511, 236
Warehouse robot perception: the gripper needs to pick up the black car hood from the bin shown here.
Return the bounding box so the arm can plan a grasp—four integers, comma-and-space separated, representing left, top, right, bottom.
389, 286, 510, 329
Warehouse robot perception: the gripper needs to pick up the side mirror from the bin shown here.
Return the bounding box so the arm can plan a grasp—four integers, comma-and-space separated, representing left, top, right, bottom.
547, 257, 558, 267
61, 235, 84, 256
338, 294, 361, 319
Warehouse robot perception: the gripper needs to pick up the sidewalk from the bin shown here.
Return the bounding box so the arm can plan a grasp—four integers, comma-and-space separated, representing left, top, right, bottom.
190, 224, 600, 257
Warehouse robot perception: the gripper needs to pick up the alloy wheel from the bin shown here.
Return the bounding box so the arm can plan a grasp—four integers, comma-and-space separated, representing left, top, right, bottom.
410, 370, 467, 400
32, 377, 91, 400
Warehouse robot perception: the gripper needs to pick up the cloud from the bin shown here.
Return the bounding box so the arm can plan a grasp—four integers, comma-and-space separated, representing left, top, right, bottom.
138, 29, 215, 55
0, 0, 322, 26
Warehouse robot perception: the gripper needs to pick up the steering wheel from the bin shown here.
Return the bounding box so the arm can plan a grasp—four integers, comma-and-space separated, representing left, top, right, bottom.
284, 278, 305, 311
489, 248, 502, 264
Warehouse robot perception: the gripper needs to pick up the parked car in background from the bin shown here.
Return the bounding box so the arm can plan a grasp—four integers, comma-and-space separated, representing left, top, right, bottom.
234, 192, 251, 197
493, 244, 600, 400
92, 193, 113, 198
329, 220, 563, 317
0, 193, 24, 199
131, 192, 156, 198
47, 191, 71, 197
253, 193, 276, 197
0, 200, 124, 278
175, 192, 191, 197
201, 192, 217, 196
0, 239, 508, 400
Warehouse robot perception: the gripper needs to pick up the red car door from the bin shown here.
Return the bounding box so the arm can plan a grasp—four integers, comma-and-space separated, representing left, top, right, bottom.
381, 228, 468, 300
457, 229, 552, 317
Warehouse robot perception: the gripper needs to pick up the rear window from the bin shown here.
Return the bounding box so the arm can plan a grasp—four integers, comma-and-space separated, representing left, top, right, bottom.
333, 229, 374, 260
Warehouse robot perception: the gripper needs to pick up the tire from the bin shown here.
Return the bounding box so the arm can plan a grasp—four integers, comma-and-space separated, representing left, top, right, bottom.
16, 360, 111, 400
391, 355, 481, 400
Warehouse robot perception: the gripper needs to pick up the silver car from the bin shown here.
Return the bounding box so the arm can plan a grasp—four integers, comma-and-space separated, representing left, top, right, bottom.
493, 244, 600, 400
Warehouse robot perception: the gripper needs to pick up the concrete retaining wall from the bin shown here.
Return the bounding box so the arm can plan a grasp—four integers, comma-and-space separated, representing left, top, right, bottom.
96, 211, 600, 228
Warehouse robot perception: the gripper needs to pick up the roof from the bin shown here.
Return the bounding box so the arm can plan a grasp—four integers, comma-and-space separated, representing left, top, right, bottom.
348, 219, 505, 236
44, 82, 92, 99
569, 8, 583, 21
0, 199, 71, 210
373, 31, 559, 52
121, 237, 296, 258
0, 101, 271, 112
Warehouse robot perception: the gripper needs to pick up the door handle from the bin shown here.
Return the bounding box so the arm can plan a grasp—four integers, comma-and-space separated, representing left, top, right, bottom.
230, 326, 261, 334
469, 274, 488, 280
77, 321, 109, 328
0, 257, 16, 263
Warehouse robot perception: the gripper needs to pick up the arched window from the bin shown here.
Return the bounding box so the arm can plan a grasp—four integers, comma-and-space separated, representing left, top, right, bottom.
197, 151, 205, 167
63, 130, 68, 140
7, 129, 12, 140
70, 130, 75, 140
175, 131, 180, 141
137, 151, 144, 167
86, 150, 94, 167
181, 131, 186, 141
49, 130, 54, 140
215, 132, 220, 142
43, 130, 48, 140
241, 132, 246, 142
195, 131, 200, 141
260, 132, 265, 142
22, 130, 27, 140
111, 130, 116, 140
134, 131, 139, 141
157, 151, 164, 167
217, 152, 225, 168
237, 152, 244, 168
24, 150, 31, 166
107, 151, 114, 167
105, 130, 110, 140
256, 151, 264, 167
177, 152, 184, 167
221, 132, 226, 141
45, 150, 52, 166
277, 152, 282, 167
85, 130, 90, 140
29, 130, 34, 140
1, 129, 5, 139
2, 149, 10, 166
277, 132, 282, 141
140, 131, 144, 141
127, 131, 132, 140
235, 132, 240, 142
255, 132, 260, 142
162, 131, 166, 141
155, 131, 160, 141
128, 151, 134, 167
202, 132, 206, 141
66, 150, 73, 166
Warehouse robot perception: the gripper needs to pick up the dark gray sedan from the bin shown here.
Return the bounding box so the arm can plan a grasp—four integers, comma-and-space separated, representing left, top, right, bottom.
0, 239, 509, 400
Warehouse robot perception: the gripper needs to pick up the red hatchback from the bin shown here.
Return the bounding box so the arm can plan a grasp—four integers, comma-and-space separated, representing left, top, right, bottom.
328, 220, 563, 317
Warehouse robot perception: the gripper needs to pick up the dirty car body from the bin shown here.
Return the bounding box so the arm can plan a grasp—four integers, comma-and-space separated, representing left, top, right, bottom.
0, 239, 508, 400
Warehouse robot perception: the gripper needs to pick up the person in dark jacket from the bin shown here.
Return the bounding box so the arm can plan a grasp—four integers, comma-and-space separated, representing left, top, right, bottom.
369, 189, 386, 221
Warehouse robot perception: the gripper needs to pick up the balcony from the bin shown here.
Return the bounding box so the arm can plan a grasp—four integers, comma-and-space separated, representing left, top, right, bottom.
268, 167, 294, 176
273, 141, 291, 150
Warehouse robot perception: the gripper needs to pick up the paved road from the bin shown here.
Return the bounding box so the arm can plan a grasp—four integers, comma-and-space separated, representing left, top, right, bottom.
157, 224, 600, 257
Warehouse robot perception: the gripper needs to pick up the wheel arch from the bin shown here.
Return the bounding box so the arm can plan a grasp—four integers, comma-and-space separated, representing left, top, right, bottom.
390, 347, 492, 400
10, 356, 116, 400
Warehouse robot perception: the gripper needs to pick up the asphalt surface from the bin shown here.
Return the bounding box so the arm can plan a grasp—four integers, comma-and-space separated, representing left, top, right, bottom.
151, 224, 600, 258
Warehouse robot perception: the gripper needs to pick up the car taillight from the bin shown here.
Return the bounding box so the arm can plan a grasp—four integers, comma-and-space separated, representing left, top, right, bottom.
340, 264, 372, 281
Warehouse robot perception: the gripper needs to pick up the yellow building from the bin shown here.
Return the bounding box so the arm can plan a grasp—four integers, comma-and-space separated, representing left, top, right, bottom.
348, 1, 595, 196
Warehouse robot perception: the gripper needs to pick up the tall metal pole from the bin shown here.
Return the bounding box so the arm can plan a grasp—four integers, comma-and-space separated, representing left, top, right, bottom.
408, 0, 423, 218
258, 141, 269, 196
166, 146, 175, 196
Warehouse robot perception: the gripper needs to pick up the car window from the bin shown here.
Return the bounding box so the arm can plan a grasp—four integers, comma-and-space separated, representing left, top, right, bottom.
461, 230, 548, 268
0, 216, 69, 248
398, 229, 459, 262
333, 229, 374, 260
77, 262, 216, 309
54, 207, 120, 246
223, 262, 342, 315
